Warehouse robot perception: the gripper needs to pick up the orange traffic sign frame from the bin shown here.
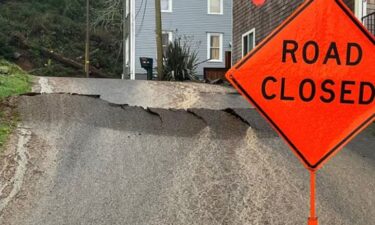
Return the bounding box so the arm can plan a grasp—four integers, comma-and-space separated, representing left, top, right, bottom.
226, 0, 375, 170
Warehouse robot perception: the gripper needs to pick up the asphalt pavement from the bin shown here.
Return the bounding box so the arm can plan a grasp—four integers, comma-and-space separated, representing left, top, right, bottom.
32, 77, 250, 109
0, 77, 373, 225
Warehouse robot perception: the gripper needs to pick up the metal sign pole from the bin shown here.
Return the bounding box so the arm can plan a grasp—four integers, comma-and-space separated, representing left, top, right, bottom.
227, 0, 374, 223
308, 170, 318, 225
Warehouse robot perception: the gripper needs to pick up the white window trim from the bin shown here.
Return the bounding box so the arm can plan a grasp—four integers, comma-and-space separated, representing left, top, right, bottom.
207, 33, 223, 62
162, 31, 173, 53
242, 28, 256, 57
354, 0, 367, 20
162, 31, 173, 43
157, 31, 173, 59
161, 0, 173, 13
208, 0, 223, 15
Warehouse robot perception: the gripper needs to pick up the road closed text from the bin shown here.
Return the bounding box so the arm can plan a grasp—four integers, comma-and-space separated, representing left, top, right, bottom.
261, 77, 374, 105
259, 40, 374, 105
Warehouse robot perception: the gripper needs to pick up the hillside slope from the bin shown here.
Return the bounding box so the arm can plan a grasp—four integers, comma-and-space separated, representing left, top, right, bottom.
0, 0, 122, 78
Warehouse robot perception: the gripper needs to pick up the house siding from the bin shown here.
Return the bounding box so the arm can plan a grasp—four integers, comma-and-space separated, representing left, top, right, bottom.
233, 0, 355, 65
134, 0, 232, 79
368, 0, 375, 14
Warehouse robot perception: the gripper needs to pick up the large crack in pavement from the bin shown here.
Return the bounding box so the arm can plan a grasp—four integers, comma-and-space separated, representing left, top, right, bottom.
17, 93, 276, 137
30, 77, 251, 109
0, 93, 374, 225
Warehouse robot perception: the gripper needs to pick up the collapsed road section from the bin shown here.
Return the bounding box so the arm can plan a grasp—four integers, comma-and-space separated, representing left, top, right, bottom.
31, 77, 251, 109
0, 94, 374, 225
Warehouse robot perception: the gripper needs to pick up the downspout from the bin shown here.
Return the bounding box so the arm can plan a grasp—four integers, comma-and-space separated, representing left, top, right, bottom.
130, 0, 136, 80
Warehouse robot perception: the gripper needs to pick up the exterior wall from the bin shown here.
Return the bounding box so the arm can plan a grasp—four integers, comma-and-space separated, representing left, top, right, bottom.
368, 0, 375, 14
133, 0, 232, 79
233, 0, 355, 65
364, 0, 375, 35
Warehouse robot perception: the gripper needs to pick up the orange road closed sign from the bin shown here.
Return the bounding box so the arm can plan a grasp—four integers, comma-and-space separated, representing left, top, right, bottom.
227, 0, 374, 170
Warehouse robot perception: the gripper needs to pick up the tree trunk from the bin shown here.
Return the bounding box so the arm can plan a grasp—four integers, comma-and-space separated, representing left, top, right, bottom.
12, 34, 110, 78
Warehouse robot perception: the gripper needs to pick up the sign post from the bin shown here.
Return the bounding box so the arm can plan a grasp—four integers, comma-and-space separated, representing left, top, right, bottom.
309, 170, 317, 225
226, 0, 374, 224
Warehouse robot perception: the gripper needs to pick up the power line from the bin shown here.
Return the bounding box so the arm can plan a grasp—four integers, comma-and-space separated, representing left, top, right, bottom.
135, 0, 144, 19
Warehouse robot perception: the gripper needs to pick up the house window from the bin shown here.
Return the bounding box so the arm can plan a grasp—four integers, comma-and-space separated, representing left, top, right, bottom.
207, 33, 223, 61
162, 31, 173, 56
208, 0, 223, 14
161, 0, 172, 12
242, 29, 255, 57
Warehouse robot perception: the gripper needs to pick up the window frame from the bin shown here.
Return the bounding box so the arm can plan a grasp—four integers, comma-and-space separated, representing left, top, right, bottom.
242, 28, 256, 57
207, 33, 223, 62
161, 0, 173, 13
162, 31, 173, 56
208, 0, 223, 15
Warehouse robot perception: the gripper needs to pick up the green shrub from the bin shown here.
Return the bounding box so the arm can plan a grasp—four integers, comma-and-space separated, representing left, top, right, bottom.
163, 37, 199, 81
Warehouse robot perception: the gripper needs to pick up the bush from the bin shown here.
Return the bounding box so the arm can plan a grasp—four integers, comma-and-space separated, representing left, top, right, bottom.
163, 37, 199, 81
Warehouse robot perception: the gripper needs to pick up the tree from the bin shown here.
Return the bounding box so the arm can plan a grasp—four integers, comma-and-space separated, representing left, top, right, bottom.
91, 0, 124, 74
92, 0, 122, 31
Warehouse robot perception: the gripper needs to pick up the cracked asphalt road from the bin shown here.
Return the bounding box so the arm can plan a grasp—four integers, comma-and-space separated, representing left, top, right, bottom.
32, 77, 250, 109
0, 77, 374, 225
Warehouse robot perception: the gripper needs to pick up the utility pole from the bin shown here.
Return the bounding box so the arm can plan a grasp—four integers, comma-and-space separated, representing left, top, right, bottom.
85, 0, 90, 78
122, 0, 127, 80
155, 0, 164, 80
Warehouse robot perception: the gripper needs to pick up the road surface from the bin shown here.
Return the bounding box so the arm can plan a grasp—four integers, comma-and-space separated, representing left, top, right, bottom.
32, 77, 250, 109
0, 77, 374, 225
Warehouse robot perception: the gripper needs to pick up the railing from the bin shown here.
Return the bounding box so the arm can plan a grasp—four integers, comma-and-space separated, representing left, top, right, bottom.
362, 12, 375, 36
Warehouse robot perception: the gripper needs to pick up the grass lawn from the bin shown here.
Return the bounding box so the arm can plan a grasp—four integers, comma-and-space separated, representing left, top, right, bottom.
0, 59, 32, 148
0, 112, 14, 147
0, 60, 31, 98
